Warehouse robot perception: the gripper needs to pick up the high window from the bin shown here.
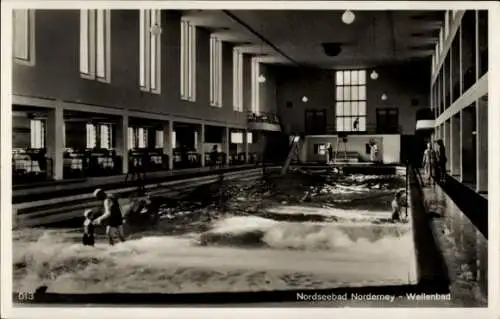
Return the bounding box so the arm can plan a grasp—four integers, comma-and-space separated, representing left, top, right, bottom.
80, 10, 111, 82
233, 48, 244, 112
139, 9, 161, 93
180, 19, 196, 101
13, 9, 35, 66
335, 70, 367, 132
251, 57, 261, 115
210, 36, 223, 107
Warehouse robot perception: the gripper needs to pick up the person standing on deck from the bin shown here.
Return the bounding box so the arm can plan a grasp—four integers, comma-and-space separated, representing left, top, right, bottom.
421, 142, 436, 185
327, 143, 334, 164
369, 140, 379, 162
435, 139, 447, 183
92, 189, 126, 245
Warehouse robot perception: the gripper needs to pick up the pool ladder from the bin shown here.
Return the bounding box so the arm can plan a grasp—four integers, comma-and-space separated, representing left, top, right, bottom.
281, 135, 302, 175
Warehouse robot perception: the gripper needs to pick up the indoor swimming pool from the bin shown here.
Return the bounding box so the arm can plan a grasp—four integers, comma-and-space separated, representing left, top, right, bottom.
12, 168, 417, 294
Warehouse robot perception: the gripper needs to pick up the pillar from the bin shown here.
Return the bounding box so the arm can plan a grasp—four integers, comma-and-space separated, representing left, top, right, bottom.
444, 120, 450, 172
115, 115, 129, 174
450, 115, 460, 176
461, 107, 474, 183
198, 124, 205, 167
222, 127, 230, 165
163, 120, 173, 170
46, 106, 64, 180
243, 130, 249, 163
476, 99, 487, 193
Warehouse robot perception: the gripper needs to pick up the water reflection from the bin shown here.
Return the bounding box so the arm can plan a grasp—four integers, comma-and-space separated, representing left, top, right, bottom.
422, 183, 487, 304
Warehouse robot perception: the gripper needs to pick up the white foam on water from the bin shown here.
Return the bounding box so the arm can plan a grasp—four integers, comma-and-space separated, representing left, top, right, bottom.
266, 205, 391, 221
12, 173, 413, 294
13, 215, 415, 294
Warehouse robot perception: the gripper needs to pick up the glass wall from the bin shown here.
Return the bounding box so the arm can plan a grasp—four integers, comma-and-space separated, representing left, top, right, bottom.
451, 27, 460, 103
461, 11, 477, 92
444, 55, 450, 108
478, 10, 488, 78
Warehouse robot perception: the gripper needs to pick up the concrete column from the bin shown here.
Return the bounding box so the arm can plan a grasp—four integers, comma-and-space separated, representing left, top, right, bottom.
476, 99, 488, 193
243, 130, 249, 163
115, 115, 129, 174
222, 127, 230, 165
461, 107, 475, 183
46, 106, 64, 180
163, 120, 173, 170
198, 124, 205, 167
450, 115, 461, 176
444, 120, 450, 172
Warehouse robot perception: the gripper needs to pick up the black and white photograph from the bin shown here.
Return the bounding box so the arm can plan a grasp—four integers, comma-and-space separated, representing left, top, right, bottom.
1, 1, 498, 317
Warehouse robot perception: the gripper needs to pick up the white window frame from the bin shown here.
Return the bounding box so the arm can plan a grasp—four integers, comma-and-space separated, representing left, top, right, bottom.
128, 127, 148, 149
99, 124, 112, 149
180, 19, 196, 102
155, 130, 164, 148
335, 70, 367, 132
13, 9, 35, 66
246, 132, 253, 144
30, 119, 44, 149
86, 123, 97, 149
233, 48, 244, 112
139, 9, 162, 94
210, 35, 223, 107
251, 57, 260, 115
80, 9, 111, 82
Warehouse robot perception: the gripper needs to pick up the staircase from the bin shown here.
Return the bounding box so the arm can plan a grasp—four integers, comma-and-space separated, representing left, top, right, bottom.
281, 135, 302, 175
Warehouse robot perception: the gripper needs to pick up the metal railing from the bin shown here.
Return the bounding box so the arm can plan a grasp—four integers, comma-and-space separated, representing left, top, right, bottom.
12, 157, 53, 185
323, 124, 403, 135
247, 111, 280, 125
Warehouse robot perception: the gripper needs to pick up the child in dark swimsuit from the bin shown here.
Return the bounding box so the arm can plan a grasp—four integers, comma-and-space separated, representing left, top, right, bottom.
82, 209, 95, 246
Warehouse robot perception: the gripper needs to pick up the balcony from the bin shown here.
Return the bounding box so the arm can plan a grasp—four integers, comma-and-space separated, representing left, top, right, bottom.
247, 112, 281, 132
323, 124, 403, 136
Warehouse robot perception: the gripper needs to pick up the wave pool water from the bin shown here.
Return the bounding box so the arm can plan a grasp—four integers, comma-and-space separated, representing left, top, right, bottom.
13, 172, 416, 294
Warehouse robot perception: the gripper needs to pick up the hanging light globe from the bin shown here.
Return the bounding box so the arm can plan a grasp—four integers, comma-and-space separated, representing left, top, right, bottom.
302, 96, 309, 103
370, 70, 379, 80
342, 10, 356, 25
258, 74, 266, 83
381, 93, 388, 101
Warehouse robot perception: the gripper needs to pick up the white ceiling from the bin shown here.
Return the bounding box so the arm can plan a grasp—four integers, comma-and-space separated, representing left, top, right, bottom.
182, 10, 444, 69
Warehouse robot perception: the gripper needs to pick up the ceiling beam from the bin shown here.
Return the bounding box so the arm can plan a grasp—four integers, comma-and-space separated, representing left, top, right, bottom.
222, 10, 300, 66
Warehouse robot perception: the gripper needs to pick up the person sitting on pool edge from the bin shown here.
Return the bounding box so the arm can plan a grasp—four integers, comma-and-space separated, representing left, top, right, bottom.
391, 190, 407, 222
92, 189, 126, 245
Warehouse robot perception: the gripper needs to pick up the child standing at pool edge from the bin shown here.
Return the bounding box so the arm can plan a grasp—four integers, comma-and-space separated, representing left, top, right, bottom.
82, 209, 95, 247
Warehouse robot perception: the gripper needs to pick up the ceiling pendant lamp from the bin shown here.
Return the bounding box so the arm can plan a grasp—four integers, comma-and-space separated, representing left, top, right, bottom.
381, 93, 388, 101
302, 96, 309, 103
258, 74, 266, 83
370, 70, 379, 80
342, 10, 355, 25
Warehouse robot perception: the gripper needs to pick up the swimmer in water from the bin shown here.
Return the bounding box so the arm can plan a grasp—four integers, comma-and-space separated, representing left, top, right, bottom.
92, 189, 126, 245
82, 209, 95, 247
391, 190, 407, 222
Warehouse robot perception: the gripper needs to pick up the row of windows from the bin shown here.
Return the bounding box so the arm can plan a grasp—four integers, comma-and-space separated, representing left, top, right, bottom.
29, 120, 254, 150
13, 10, 246, 112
